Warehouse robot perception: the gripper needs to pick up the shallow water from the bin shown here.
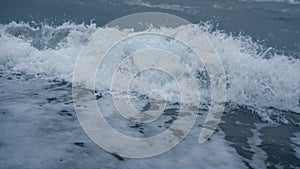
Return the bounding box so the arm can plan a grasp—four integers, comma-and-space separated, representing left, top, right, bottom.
1, 71, 299, 168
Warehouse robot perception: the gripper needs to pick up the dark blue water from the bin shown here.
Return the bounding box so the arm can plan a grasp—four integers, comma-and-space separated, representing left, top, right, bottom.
1, 0, 300, 56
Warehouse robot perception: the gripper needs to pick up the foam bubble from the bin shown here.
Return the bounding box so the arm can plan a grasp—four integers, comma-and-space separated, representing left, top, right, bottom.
0, 21, 299, 113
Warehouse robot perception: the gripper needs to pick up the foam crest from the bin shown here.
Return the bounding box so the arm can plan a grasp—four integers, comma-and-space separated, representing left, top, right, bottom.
0, 22, 299, 113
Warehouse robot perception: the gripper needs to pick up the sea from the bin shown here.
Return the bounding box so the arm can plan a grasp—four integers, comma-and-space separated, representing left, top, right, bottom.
0, 0, 299, 168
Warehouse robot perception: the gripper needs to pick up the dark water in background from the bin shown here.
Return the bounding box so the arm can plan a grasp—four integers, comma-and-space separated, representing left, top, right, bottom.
0, 0, 300, 55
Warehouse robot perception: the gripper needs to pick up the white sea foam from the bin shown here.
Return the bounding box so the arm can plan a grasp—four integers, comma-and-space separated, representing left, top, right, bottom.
240, 0, 300, 5
122, 0, 199, 14
0, 22, 299, 113
122, 0, 300, 14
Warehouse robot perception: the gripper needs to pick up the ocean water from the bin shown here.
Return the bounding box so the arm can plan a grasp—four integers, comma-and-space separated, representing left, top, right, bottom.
0, 0, 299, 169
